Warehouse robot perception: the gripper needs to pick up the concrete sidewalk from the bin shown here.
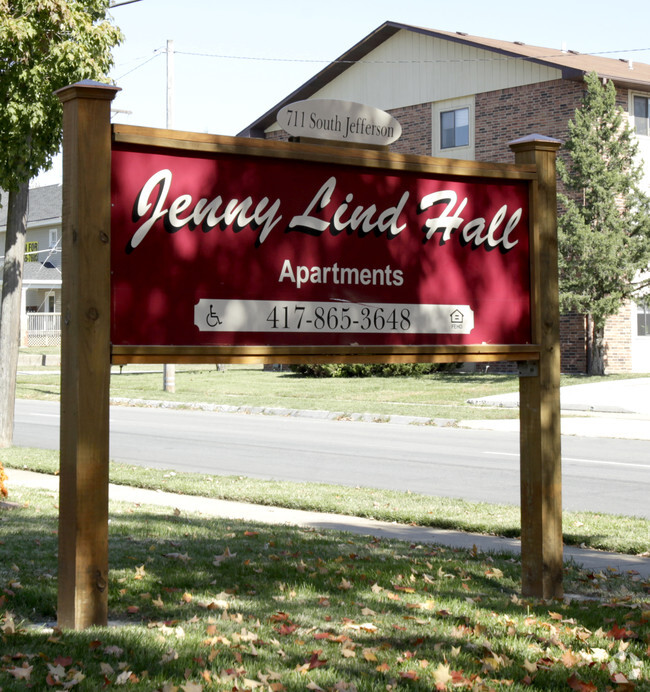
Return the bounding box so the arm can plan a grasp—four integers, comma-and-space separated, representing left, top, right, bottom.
8, 468, 650, 580
463, 377, 650, 439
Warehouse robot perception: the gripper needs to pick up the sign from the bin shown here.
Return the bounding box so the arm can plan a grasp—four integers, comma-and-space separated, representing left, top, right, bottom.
277, 99, 402, 146
110, 138, 531, 349
58, 83, 563, 633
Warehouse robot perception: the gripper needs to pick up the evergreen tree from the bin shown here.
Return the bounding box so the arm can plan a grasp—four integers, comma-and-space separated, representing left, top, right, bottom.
557, 71, 650, 374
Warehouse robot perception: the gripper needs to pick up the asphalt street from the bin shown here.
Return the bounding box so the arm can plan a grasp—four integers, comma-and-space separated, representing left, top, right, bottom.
13, 397, 650, 518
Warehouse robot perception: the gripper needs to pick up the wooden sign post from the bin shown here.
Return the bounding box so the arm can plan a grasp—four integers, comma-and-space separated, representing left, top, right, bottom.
56, 82, 563, 628
510, 135, 563, 599
56, 81, 118, 629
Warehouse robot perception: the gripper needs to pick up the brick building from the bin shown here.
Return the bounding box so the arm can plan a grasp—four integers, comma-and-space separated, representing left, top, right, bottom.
240, 21, 650, 373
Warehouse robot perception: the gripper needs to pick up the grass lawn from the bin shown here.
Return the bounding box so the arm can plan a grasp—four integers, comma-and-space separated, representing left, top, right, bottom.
2, 447, 649, 556
15, 362, 648, 421
1, 485, 648, 691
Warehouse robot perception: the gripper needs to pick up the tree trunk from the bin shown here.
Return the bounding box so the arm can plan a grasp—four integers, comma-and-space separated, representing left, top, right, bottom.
0, 182, 29, 447
587, 315, 606, 375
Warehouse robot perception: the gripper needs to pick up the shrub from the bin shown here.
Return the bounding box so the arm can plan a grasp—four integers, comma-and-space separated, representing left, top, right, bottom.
290, 363, 451, 378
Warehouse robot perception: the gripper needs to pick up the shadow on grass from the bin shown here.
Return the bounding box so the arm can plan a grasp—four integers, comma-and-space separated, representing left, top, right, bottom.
2, 494, 647, 691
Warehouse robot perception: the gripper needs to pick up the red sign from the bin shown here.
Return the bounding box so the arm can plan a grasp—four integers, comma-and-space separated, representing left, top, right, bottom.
110, 141, 531, 348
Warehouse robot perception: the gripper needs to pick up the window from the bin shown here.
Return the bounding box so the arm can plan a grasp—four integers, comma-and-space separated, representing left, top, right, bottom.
633, 95, 649, 136
433, 98, 474, 160
638, 301, 650, 336
440, 107, 470, 149
49, 228, 59, 249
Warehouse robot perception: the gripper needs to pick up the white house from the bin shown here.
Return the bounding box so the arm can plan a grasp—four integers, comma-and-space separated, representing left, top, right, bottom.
0, 184, 62, 346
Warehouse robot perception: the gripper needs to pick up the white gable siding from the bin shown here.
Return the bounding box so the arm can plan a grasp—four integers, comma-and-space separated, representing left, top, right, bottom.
266, 29, 562, 133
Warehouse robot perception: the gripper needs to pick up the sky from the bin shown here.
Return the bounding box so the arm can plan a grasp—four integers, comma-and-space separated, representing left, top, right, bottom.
34, 0, 650, 185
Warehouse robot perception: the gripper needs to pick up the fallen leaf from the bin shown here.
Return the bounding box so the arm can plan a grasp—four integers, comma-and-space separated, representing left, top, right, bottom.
53, 656, 73, 667
213, 548, 236, 566
115, 670, 133, 685
276, 623, 298, 636
100, 662, 115, 676
433, 663, 452, 686
567, 674, 598, 692
64, 671, 86, 688
561, 650, 582, 668
485, 567, 504, 578
607, 624, 637, 640
392, 585, 415, 593
611, 672, 630, 684
181, 683, 203, 692
164, 552, 191, 562
1, 616, 16, 634
47, 663, 66, 679
104, 645, 124, 656
307, 652, 327, 670
162, 648, 179, 663
7, 665, 32, 680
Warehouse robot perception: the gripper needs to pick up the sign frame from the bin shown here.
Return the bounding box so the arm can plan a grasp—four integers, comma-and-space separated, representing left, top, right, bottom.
56, 81, 563, 630
110, 122, 540, 367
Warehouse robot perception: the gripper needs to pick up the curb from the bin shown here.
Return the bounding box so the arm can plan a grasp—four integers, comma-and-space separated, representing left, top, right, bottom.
467, 396, 636, 415
108, 396, 457, 427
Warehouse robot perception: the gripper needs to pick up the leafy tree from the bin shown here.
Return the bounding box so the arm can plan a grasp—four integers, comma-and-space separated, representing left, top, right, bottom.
0, 1, 122, 450
557, 71, 650, 375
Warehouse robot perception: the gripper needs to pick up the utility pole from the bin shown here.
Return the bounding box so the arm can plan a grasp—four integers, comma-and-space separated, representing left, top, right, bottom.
163, 39, 176, 393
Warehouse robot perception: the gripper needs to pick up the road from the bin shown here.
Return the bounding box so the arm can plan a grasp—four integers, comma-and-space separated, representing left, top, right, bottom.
13, 398, 650, 518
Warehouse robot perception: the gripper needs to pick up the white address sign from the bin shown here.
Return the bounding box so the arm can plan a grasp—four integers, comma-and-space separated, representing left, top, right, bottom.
277, 99, 402, 146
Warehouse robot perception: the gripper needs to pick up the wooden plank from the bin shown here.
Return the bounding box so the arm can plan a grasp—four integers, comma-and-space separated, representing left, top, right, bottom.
112, 124, 537, 180
111, 344, 541, 366
510, 135, 563, 600
56, 82, 119, 629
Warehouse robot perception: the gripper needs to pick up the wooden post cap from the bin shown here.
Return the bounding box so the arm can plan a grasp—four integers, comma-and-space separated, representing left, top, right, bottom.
508, 134, 562, 153
55, 80, 121, 104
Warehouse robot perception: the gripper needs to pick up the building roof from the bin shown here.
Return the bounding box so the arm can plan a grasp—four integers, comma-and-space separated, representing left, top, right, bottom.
239, 21, 650, 137
0, 184, 62, 230
23, 260, 62, 284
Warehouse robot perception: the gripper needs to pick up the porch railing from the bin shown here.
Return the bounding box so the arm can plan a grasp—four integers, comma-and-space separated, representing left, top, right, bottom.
26, 312, 61, 347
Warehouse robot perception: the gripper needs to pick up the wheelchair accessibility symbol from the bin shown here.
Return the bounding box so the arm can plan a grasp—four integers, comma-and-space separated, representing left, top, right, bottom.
206, 304, 222, 327
195, 299, 229, 332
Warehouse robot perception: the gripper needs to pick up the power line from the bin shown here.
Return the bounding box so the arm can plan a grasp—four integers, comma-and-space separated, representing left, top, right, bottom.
111, 42, 650, 85
114, 49, 164, 80
174, 46, 650, 66
110, 0, 145, 7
